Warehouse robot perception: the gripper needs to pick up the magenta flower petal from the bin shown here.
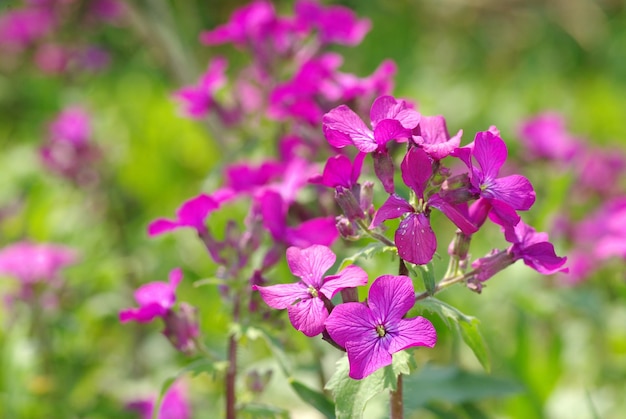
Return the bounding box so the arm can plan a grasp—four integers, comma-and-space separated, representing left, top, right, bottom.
320, 265, 369, 299
325, 302, 373, 347
370, 194, 414, 228
388, 317, 437, 353
428, 194, 477, 235
473, 131, 507, 181
488, 175, 536, 211
395, 213, 437, 265
369, 95, 419, 129
323, 105, 376, 152
345, 336, 393, 380
119, 303, 167, 324
287, 297, 329, 337
367, 275, 415, 323
372, 119, 413, 146
253, 282, 310, 309
401, 147, 432, 198
285, 217, 339, 248
148, 194, 219, 237
147, 219, 180, 236
518, 242, 568, 274
286, 245, 336, 288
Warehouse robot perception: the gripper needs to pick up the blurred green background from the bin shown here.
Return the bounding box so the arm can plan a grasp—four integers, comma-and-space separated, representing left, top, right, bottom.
1, 0, 625, 418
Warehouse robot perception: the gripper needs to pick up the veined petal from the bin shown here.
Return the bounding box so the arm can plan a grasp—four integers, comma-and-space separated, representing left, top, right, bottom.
321, 264, 369, 298
516, 242, 568, 275
320, 155, 353, 188
286, 245, 336, 287
487, 175, 536, 211
345, 335, 392, 380
387, 317, 437, 354
428, 194, 477, 235
370, 194, 413, 228
367, 275, 416, 324
253, 282, 310, 310
323, 125, 358, 149
323, 105, 375, 151
395, 212, 437, 265
287, 297, 328, 337
401, 147, 432, 198
489, 199, 521, 226
473, 131, 507, 182
372, 119, 413, 146
370, 96, 419, 129
325, 302, 374, 348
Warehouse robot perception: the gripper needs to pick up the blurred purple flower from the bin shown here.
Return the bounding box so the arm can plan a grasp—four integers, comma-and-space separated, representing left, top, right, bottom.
34, 43, 71, 74
0, 241, 77, 284
575, 146, 626, 197
127, 380, 191, 419
294, 0, 371, 46
371, 147, 476, 265
48, 106, 92, 145
412, 115, 463, 160
119, 268, 182, 323
517, 112, 580, 162
253, 245, 368, 337
148, 194, 219, 237
173, 57, 228, 119
453, 130, 536, 226
323, 95, 420, 154
325, 275, 437, 380
0, 7, 55, 51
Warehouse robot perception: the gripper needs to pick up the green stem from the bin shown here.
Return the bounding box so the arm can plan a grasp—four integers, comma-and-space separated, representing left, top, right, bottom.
415, 270, 477, 302
390, 374, 404, 419
355, 219, 395, 247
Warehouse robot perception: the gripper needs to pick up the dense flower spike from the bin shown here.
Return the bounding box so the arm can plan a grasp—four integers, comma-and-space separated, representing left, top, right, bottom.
119, 268, 183, 323
371, 147, 477, 265
453, 130, 536, 225
148, 194, 219, 236
325, 275, 437, 379
253, 245, 368, 337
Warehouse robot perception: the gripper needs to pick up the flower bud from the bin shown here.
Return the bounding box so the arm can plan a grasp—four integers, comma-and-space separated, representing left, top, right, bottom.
163, 303, 200, 356
440, 173, 473, 204
336, 216, 359, 240
373, 150, 395, 194
335, 186, 365, 221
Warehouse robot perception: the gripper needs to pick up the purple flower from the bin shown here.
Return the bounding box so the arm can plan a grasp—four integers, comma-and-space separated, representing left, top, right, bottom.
119, 268, 182, 324
517, 112, 580, 162
127, 380, 191, 419
148, 194, 219, 237
253, 245, 368, 337
294, 0, 371, 46
453, 130, 536, 225
0, 241, 78, 284
325, 275, 437, 380
0, 7, 55, 51
371, 147, 477, 265
310, 153, 365, 190
173, 57, 228, 119
574, 146, 626, 197
412, 115, 463, 160
323, 95, 420, 153
48, 106, 92, 145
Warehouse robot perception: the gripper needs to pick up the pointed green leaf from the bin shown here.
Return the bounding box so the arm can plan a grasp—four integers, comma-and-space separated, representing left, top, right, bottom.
409, 262, 436, 295
289, 379, 336, 419
338, 242, 396, 271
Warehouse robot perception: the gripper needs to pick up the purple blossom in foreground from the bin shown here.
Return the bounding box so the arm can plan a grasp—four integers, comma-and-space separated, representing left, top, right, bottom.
310, 153, 365, 190
173, 57, 228, 119
0, 241, 77, 284
119, 268, 182, 323
323, 95, 419, 154
127, 380, 191, 419
412, 115, 463, 160
453, 130, 536, 225
253, 245, 368, 337
470, 216, 568, 289
148, 194, 219, 237
325, 275, 437, 380
371, 147, 477, 265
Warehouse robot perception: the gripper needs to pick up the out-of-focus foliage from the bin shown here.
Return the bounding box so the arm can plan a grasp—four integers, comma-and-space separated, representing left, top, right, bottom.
0, 0, 625, 418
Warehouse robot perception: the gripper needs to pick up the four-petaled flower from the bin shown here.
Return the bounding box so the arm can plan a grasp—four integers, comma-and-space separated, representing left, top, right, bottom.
119, 268, 183, 323
453, 130, 536, 225
253, 245, 368, 337
325, 275, 437, 379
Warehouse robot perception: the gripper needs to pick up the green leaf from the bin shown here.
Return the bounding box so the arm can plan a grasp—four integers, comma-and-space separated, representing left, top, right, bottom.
337, 242, 396, 271
243, 326, 292, 377
403, 365, 523, 411
418, 298, 490, 371
409, 262, 436, 295
288, 379, 336, 419
458, 318, 490, 373
325, 352, 412, 419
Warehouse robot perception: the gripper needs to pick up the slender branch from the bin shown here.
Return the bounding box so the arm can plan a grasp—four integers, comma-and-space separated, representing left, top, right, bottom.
225, 297, 240, 419
355, 219, 396, 247
415, 269, 477, 302
390, 374, 404, 419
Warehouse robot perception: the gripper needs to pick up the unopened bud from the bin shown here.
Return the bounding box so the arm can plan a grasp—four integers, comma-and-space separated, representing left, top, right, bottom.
335, 186, 365, 221
163, 303, 200, 356
440, 173, 473, 204
336, 216, 359, 240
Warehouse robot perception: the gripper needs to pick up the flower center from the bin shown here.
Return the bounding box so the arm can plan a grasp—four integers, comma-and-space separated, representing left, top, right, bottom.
375, 324, 386, 337
307, 285, 318, 298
